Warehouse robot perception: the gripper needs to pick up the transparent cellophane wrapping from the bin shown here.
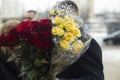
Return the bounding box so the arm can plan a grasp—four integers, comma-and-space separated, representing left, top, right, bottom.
50, 0, 92, 76
52, 27, 92, 75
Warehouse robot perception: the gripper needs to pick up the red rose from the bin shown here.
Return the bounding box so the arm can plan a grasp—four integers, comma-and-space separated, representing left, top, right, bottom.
4, 33, 19, 47
8, 27, 17, 34
0, 34, 5, 46
33, 31, 53, 51
16, 21, 31, 32
31, 21, 40, 31
39, 19, 52, 31
27, 32, 34, 46
0, 27, 19, 47
31, 18, 53, 51
45, 30, 53, 50
16, 21, 32, 39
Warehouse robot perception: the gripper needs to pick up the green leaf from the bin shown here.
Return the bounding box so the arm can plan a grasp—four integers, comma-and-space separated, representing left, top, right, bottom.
21, 63, 32, 72
34, 58, 48, 67
34, 59, 42, 67
41, 59, 48, 64
19, 71, 27, 77
27, 70, 37, 80
7, 54, 20, 62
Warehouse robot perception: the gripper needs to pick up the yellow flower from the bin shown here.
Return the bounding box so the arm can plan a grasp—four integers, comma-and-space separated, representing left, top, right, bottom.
57, 10, 62, 15
59, 40, 70, 50
57, 28, 64, 36
64, 16, 72, 21
50, 10, 55, 15
64, 32, 74, 42
52, 27, 58, 35
54, 17, 64, 24
65, 21, 75, 31
59, 23, 64, 28
72, 40, 83, 55
75, 23, 80, 28
71, 28, 81, 37
52, 27, 64, 36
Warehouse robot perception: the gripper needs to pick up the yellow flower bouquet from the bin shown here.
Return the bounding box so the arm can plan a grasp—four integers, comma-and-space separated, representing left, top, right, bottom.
50, 1, 92, 75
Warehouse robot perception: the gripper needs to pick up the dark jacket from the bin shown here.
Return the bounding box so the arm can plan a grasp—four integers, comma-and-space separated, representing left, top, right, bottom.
57, 39, 104, 80
0, 52, 21, 80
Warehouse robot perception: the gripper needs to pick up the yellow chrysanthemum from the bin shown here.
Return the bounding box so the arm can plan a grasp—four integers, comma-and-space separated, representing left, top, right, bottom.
71, 28, 81, 37
57, 28, 64, 36
64, 32, 75, 42
59, 40, 70, 50
52, 27, 58, 35
72, 40, 83, 54
54, 17, 64, 24
64, 21, 75, 31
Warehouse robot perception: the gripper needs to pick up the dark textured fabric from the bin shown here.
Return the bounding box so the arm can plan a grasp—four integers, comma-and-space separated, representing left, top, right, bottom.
0, 52, 21, 80
57, 39, 104, 80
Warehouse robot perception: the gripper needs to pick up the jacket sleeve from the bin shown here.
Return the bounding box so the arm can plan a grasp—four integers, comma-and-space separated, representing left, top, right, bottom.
0, 53, 21, 80
57, 39, 104, 80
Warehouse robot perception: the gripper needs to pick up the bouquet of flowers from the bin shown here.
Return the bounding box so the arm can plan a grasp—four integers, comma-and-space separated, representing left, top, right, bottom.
50, 0, 92, 75
51, 14, 91, 74
0, 19, 55, 80
0, 1, 92, 80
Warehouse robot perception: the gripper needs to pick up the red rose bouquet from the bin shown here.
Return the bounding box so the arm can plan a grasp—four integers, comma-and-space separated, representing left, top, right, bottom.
0, 19, 55, 80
